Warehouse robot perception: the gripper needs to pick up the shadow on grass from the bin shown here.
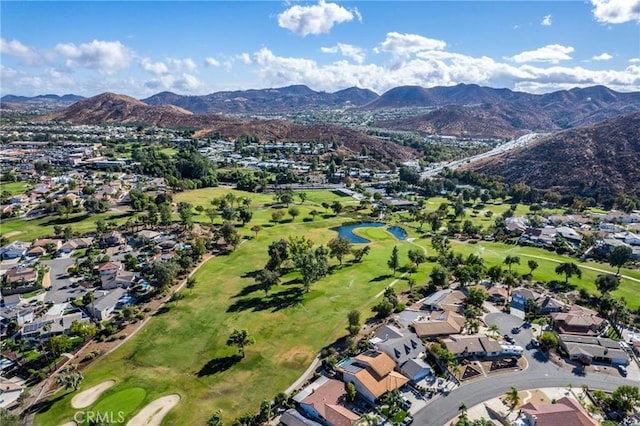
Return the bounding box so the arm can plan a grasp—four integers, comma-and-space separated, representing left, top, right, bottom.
233, 282, 263, 298
154, 306, 171, 316
42, 212, 131, 226
281, 277, 303, 286
227, 287, 303, 313
197, 354, 242, 377
369, 274, 392, 283
241, 269, 261, 279
29, 392, 69, 415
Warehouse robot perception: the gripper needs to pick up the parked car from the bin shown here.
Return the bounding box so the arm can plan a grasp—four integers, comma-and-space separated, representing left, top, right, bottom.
504, 335, 515, 344
530, 338, 539, 347
402, 415, 414, 425
401, 397, 412, 411
618, 365, 628, 377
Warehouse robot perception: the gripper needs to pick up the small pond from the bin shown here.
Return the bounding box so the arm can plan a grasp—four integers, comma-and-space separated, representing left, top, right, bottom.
334, 222, 408, 243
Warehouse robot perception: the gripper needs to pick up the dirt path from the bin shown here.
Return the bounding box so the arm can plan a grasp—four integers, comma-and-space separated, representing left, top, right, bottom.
126, 394, 180, 426
71, 380, 115, 409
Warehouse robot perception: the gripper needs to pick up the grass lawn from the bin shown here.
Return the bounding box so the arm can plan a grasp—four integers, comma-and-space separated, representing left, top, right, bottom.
1, 212, 135, 242
0, 181, 33, 196
86, 387, 147, 426
35, 217, 424, 425
450, 241, 640, 310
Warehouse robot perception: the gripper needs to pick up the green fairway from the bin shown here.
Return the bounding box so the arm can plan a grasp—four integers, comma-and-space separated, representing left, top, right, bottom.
450, 241, 640, 310
88, 387, 147, 425
35, 218, 423, 425
0, 181, 33, 196
1, 212, 135, 242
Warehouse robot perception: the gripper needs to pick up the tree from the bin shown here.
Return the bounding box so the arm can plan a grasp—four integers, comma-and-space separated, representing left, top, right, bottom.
611, 385, 640, 413
250, 225, 262, 238
237, 207, 253, 226
486, 265, 503, 283
148, 261, 177, 289
330, 201, 343, 216
257, 400, 271, 424
467, 287, 487, 308
347, 310, 360, 336
69, 320, 97, 340
538, 331, 558, 351
353, 245, 371, 263
271, 210, 285, 223
48, 335, 73, 358
595, 274, 620, 295
609, 245, 632, 276
345, 382, 357, 402
504, 386, 520, 410
177, 202, 194, 230
226, 329, 255, 358
63, 225, 73, 241
0, 408, 21, 426
255, 269, 280, 295
56, 364, 84, 391
207, 409, 225, 426
288, 206, 300, 222
186, 276, 197, 293
554, 262, 581, 286
205, 207, 219, 225
159, 202, 172, 228
266, 239, 289, 272
327, 237, 352, 265
488, 324, 500, 337
298, 192, 307, 204
503, 255, 520, 273
430, 265, 450, 287
387, 246, 400, 276
381, 390, 403, 416
407, 249, 427, 270
309, 209, 319, 221
431, 234, 450, 256
527, 260, 539, 276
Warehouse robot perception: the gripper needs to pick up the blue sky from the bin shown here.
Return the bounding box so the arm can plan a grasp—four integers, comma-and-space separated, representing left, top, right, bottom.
1, 1, 639, 97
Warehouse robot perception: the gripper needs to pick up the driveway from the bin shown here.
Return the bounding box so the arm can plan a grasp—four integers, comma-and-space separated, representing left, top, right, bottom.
412, 313, 638, 426
41, 257, 87, 303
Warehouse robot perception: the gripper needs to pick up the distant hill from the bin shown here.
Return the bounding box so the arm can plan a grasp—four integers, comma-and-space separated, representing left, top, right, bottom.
142, 85, 379, 114
370, 84, 640, 138
0, 94, 85, 112
466, 112, 640, 197
43, 92, 418, 162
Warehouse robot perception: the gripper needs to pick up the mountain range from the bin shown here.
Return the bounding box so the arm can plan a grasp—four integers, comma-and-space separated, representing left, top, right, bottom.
467, 111, 640, 198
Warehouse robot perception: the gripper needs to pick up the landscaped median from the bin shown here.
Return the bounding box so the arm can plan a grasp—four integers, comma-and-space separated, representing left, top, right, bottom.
35, 217, 429, 425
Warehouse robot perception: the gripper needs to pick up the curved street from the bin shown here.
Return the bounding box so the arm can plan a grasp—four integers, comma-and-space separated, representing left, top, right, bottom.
413, 313, 637, 426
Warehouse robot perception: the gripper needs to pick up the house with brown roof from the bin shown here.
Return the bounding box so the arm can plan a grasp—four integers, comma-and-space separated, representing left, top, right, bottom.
369, 324, 432, 382
520, 396, 598, 426
537, 295, 566, 314
442, 335, 503, 359
410, 310, 466, 339
337, 350, 408, 404
4, 266, 37, 285
487, 286, 508, 304
551, 305, 605, 336
97, 261, 122, 276
292, 376, 360, 426
421, 289, 466, 313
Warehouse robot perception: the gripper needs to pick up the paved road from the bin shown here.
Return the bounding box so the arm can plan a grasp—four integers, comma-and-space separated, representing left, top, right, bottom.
41, 256, 87, 303
413, 313, 637, 426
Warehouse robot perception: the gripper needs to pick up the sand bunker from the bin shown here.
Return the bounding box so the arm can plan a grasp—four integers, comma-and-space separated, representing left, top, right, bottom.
127, 394, 181, 426
60, 422, 77, 426
70, 380, 115, 409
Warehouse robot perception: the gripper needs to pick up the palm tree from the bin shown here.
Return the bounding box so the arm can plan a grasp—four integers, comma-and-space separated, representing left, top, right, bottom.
503, 255, 520, 273
488, 324, 500, 338
226, 329, 255, 358
527, 260, 539, 276
207, 409, 224, 426
381, 390, 403, 416
504, 386, 520, 410
356, 413, 379, 426
555, 262, 581, 286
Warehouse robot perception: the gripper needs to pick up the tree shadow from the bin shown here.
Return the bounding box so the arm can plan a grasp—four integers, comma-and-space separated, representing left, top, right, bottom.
154, 306, 171, 316
233, 282, 263, 298
369, 275, 392, 283
197, 354, 241, 377
281, 277, 303, 286
532, 351, 549, 363
227, 287, 304, 313
29, 391, 69, 415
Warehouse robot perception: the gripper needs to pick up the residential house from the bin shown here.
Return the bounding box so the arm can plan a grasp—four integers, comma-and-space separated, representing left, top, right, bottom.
0, 306, 34, 327
487, 286, 508, 304
614, 231, 640, 246
505, 217, 528, 234
293, 376, 360, 426
104, 231, 124, 247
137, 229, 161, 243
101, 270, 138, 290
520, 396, 598, 426
88, 288, 126, 320
97, 261, 122, 277
58, 237, 94, 254
337, 350, 409, 404
536, 295, 566, 314
369, 324, 431, 382
32, 238, 63, 251
558, 335, 628, 366
421, 289, 466, 313
281, 409, 324, 426
551, 305, 605, 336
26, 246, 47, 257
442, 335, 503, 359
511, 288, 541, 311
410, 311, 466, 339
1, 294, 21, 308
4, 266, 37, 285
556, 226, 583, 248
0, 377, 24, 409
22, 309, 89, 342
0, 241, 30, 259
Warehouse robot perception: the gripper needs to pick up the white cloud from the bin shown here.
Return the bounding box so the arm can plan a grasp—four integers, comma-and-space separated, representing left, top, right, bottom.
541, 14, 552, 26
509, 44, 574, 64
592, 52, 613, 61
204, 57, 220, 67
54, 40, 133, 74
144, 73, 203, 93
0, 38, 46, 65
236, 53, 252, 64
140, 58, 169, 75
166, 57, 197, 72
277, 0, 358, 36
630, 58, 640, 63
320, 43, 365, 63
375, 32, 446, 57
591, 0, 640, 23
